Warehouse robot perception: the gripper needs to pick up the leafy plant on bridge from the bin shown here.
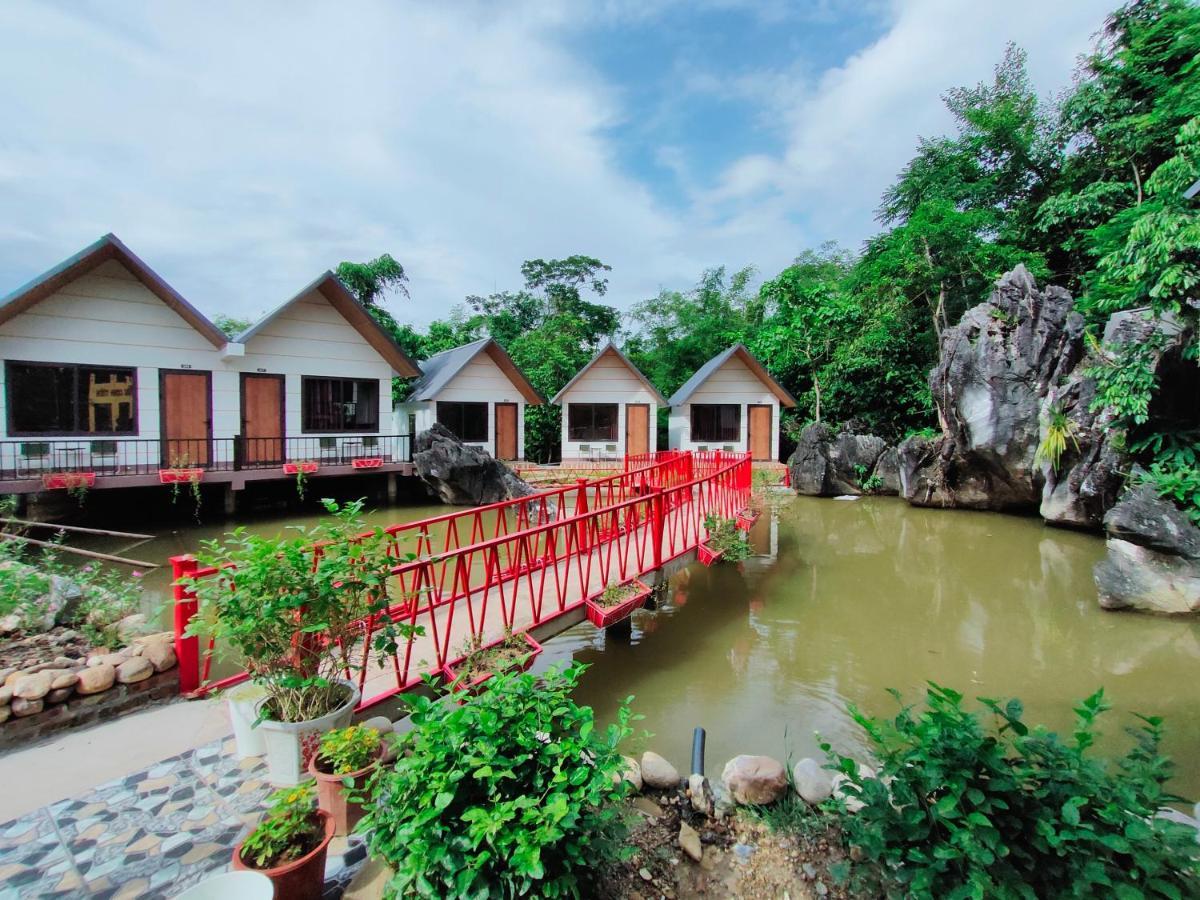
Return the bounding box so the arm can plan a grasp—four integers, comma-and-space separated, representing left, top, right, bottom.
702, 514, 752, 563
823, 683, 1200, 898
363, 664, 636, 898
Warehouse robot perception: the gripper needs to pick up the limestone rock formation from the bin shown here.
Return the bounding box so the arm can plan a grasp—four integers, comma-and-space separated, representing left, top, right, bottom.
1094, 485, 1200, 615
789, 423, 896, 496
413, 423, 535, 506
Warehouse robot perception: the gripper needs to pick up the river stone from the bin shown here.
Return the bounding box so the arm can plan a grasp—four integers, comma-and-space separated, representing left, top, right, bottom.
5, 669, 32, 687
640, 751, 680, 789
89, 652, 129, 668
115, 613, 149, 642
77, 663, 116, 695
0, 614, 19, 635
11, 696, 43, 717
792, 758, 834, 804
413, 423, 535, 506
116, 657, 153, 684
679, 821, 703, 863
616, 755, 642, 792
0, 705, 9, 724
45, 687, 73, 704
13, 672, 51, 701
143, 642, 177, 673
688, 773, 714, 816
0, 684, 11, 705
721, 755, 787, 805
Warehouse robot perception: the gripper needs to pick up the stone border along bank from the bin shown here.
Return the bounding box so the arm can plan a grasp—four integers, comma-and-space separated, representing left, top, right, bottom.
0, 631, 178, 752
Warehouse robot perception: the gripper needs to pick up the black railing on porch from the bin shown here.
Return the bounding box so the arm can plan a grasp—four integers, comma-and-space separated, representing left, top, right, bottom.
0, 435, 411, 480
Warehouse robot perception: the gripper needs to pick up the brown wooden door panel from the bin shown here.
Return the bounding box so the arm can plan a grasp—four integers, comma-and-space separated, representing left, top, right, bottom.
160, 371, 211, 466
241, 374, 285, 464
748, 404, 772, 461
495, 403, 518, 460
626, 404, 649, 457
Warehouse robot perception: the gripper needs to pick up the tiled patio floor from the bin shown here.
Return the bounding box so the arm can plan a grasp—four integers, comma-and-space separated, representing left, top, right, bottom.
0, 735, 367, 899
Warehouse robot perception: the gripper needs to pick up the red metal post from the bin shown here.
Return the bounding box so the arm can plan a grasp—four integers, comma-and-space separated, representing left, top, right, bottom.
575, 478, 590, 552
650, 486, 664, 570
171, 554, 200, 695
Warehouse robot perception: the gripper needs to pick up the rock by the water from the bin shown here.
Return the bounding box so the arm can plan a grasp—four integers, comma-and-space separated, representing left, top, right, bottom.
789, 423, 894, 496
678, 821, 703, 863
1103, 484, 1200, 559
116, 657, 153, 684
143, 641, 177, 673
0, 685, 11, 705
688, 772, 714, 816
13, 672, 51, 701
45, 687, 73, 704
640, 751, 680, 789
618, 755, 643, 792
413, 423, 535, 506
721, 754, 787, 805
792, 757, 834, 804
77, 663, 116, 695
11, 697, 43, 717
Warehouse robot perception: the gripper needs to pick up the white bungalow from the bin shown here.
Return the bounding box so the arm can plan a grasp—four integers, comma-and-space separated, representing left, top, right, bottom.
667, 344, 795, 461
0, 233, 420, 491
396, 338, 543, 461
551, 342, 665, 462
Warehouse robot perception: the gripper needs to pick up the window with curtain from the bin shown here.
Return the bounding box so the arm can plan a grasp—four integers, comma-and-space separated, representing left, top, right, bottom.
437, 401, 488, 442
690, 404, 740, 442
567, 403, 618, 441
301, 377, 379, 432
6, 361, 136, 435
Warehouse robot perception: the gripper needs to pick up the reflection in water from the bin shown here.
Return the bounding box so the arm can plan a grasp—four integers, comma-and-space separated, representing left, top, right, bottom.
566, 496, 1200, 799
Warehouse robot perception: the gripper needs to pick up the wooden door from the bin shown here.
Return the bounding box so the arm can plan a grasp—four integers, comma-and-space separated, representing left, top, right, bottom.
747, 404, 772, 461
160, 370, 211, 467
241, 374, 285, 465
626, 404, 649, 457
495, 403, 518, 460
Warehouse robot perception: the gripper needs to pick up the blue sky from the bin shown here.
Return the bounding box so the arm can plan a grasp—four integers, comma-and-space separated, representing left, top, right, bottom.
0, 1, 1113, 328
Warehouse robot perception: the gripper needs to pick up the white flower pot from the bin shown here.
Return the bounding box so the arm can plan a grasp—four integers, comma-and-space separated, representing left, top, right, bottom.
226, 682, 269, 759
175, 870, 274, 900
256, 679, 361, 786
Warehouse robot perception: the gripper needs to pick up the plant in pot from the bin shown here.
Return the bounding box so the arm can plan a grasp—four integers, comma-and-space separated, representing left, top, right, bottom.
308, 724, 383, 835
585, 578, 651, 628
700, 513, 752, 566
232, 785, 334, 900
185, 498, 420, 785
440, 627, 542, 695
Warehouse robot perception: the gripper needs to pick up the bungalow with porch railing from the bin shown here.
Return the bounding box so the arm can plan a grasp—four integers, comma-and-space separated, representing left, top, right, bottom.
395, 338, 543, 461
0, 233, 421, 497
666, 344, 795, 461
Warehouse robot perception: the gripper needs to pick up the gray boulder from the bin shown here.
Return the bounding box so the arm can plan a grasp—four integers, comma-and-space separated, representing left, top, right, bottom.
413, 424, 534, 506
1094, 486, 1200, 615
789, 423, 895, 496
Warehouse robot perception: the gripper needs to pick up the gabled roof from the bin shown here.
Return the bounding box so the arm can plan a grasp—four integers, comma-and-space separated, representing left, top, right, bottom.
238, 272, 420, 377
667, 344, 796, 408
551, 342, 666, 405
407, 337, 543, 404
0, 233, 228, 348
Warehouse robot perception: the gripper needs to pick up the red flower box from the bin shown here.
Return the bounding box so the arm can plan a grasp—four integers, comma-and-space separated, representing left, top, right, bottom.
696, 541, 724, 567
351, 457, 384, 469
440, 632, 542, 695
585, 579, 651, 628
736, 509, 760, 531
159, 468, 204, 484
283, 461, 319, 475
41, 472, 96, 490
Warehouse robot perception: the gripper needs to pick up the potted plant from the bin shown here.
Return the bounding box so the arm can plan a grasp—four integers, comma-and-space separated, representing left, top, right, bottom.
185, 499, 420, 785
585, 578, 651, 628
226, 681, 269, 759
699, 513, 752, 566
440, 630, 542, 695
735, 507, 760, 531
308, 725, 383, 835
232, 786, 334, 900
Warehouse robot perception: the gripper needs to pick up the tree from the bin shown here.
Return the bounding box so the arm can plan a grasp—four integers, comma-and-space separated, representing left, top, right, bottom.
336, 253, 409, 306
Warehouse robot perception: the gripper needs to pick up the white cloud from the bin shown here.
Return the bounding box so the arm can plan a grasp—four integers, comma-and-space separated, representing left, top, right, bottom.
0, 0, 1114, 330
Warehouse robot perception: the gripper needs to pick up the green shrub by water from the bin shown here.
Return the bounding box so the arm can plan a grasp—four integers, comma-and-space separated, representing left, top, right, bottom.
362, 664, 635, 898
824, 683, 1200, 898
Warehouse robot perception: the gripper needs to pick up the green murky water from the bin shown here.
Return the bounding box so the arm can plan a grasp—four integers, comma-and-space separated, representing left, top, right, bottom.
79, 492, 1200, 800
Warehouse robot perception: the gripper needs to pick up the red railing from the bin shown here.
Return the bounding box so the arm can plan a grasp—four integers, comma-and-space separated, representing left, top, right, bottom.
172, 450, 751, 708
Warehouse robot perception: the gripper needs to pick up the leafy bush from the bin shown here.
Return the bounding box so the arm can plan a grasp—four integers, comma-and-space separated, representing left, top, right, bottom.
824, 683, 1200, 898
702, 514, 752, 562
317, 725, 382, 775
364, 664, 635, 898
185, 499, 420, 723
240, 785, 324, 869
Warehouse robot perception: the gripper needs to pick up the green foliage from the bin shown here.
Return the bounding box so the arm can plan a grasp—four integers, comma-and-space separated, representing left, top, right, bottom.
317, 725, 382, 775
240, 785, 323, 870
1036, 406, 1082, 473
824, 683, 1200, 898
363, 664, 635, 898
597, 580, 642, 609
1087, 332, 1168, 429
1137, 457, 1200, 525
702, 514, 752, 563
213, 314, 252, 339
184, 498, 422, 723
336, 253, 409, 306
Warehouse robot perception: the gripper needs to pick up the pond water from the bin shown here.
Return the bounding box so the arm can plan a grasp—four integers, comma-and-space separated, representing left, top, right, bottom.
72, 491, 1200, 800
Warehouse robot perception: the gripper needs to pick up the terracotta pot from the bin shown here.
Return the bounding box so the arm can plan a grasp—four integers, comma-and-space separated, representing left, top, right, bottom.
308, 748, 382, 836
232, 809, 334, 900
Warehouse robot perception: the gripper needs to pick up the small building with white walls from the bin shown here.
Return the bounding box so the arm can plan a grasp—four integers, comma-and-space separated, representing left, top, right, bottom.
552, 342, 665, 463
667, 344, 795, 461
396, 338, 543, 461
0, 233, 420, 492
